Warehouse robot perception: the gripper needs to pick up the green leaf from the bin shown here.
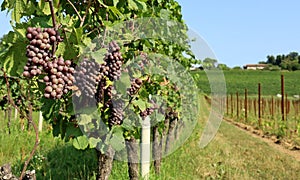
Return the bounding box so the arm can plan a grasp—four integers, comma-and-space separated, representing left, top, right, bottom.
0, 32, 27, 76
155, 111, 165, 122
41, 98, 59, 121
90, 48, 106, 65
78, 114, 92, 125
89, 137, 102, 149
11, 0, 25, 23
133, 99, 147, 111
55, 42, 66, 57
38, 0, 52, 15
128, 0, 147, 11
128, 0, 138, 10
115, 72, 131, 95
108, 6, 124, 19
121, 117, 136, 131
73, 136, 89, 150
109, 126, 125, 151
65, 123, 82, 140
113, 0, 119, 6
73, 27, 84, 44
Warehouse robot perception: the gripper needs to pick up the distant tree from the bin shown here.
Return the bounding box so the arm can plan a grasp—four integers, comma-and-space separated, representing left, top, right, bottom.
232, 66, 242, 70
289, 52, 298, 60
261, 52, 300, 71
267, 55, 275, 65
217, 63, 230, 70
280, 62, 287, 70
291, 60, 300, 71
258, 61, 267, 64
203, 58, 218, 69
275, 55, 282, 66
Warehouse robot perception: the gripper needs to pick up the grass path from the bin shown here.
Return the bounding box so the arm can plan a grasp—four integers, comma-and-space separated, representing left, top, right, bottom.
224, 118, 300, 162
152, 96, 300, 179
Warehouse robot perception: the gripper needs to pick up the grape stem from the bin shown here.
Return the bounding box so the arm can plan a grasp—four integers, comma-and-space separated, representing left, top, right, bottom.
80, 0, 92, 27
1, 69, 40, 180
47, 0, 58, 56
101, 12, 109, 48
66, 0, 83, 22
123, 76, 151, 112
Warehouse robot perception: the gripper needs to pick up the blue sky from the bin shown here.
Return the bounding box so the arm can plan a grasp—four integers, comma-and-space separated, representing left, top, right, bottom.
177, 0, 300, 67
1, 0, 300, 67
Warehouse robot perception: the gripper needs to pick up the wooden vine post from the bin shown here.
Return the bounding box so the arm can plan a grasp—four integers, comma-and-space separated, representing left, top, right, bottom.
226, 95, 229, 115
231, 93, 233, 116
244, 88, 248, 122
236, 92, 239, 118
281, 74, 285, 121
258, 83, 261, 127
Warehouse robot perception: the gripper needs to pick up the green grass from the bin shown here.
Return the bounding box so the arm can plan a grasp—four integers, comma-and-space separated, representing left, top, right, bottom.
192, 70, 300, 96
1, 97, 300, 179
0, 110, 97, 179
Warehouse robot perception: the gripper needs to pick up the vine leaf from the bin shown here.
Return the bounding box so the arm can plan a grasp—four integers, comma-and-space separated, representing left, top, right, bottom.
12, 0, 25, 23
115, 72, 131, 95
89, 137, 102, 149
0, 32, 27, 76
90, 48, 106, 65
65, 123, 82, 140
38, 0, 52, 15
128, 0, 147, 11
133, 99, 147, 111
108, 6, 124, 19
78, 114, 92, 125
109, 126, 125, 151
154, 111, 164, 123
73, 136, 89, 150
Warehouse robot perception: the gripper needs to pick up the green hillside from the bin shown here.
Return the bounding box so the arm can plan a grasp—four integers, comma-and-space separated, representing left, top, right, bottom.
192, 70, 300, 96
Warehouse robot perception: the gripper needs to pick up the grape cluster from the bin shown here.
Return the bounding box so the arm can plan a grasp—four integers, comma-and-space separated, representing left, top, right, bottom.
74, 58, 101, 98
140, 107, 155, 119
108, 99, 124, 126
75, 41, 123, 101
43, 57, 75, 99
101, 41, 123, 81
73, 41, 125, 126
23, 27, 53, 77
140, 100, 158, 119
96, 41, 125, 126
94, 41, 123, 102
22, 27, 71, 99
23, 27, 64, 78
127, 78, 143, 96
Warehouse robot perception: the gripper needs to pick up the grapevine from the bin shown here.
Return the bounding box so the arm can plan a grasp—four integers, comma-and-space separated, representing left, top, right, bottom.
0, 0, 198, 179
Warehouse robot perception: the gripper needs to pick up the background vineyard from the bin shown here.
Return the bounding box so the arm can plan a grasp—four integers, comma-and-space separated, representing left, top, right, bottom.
192, 70, 300, 95
192, 69, 300, 147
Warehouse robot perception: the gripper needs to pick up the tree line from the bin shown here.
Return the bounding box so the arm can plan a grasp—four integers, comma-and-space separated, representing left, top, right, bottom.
260, 52, 300, 71
193, 52, 300, 71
